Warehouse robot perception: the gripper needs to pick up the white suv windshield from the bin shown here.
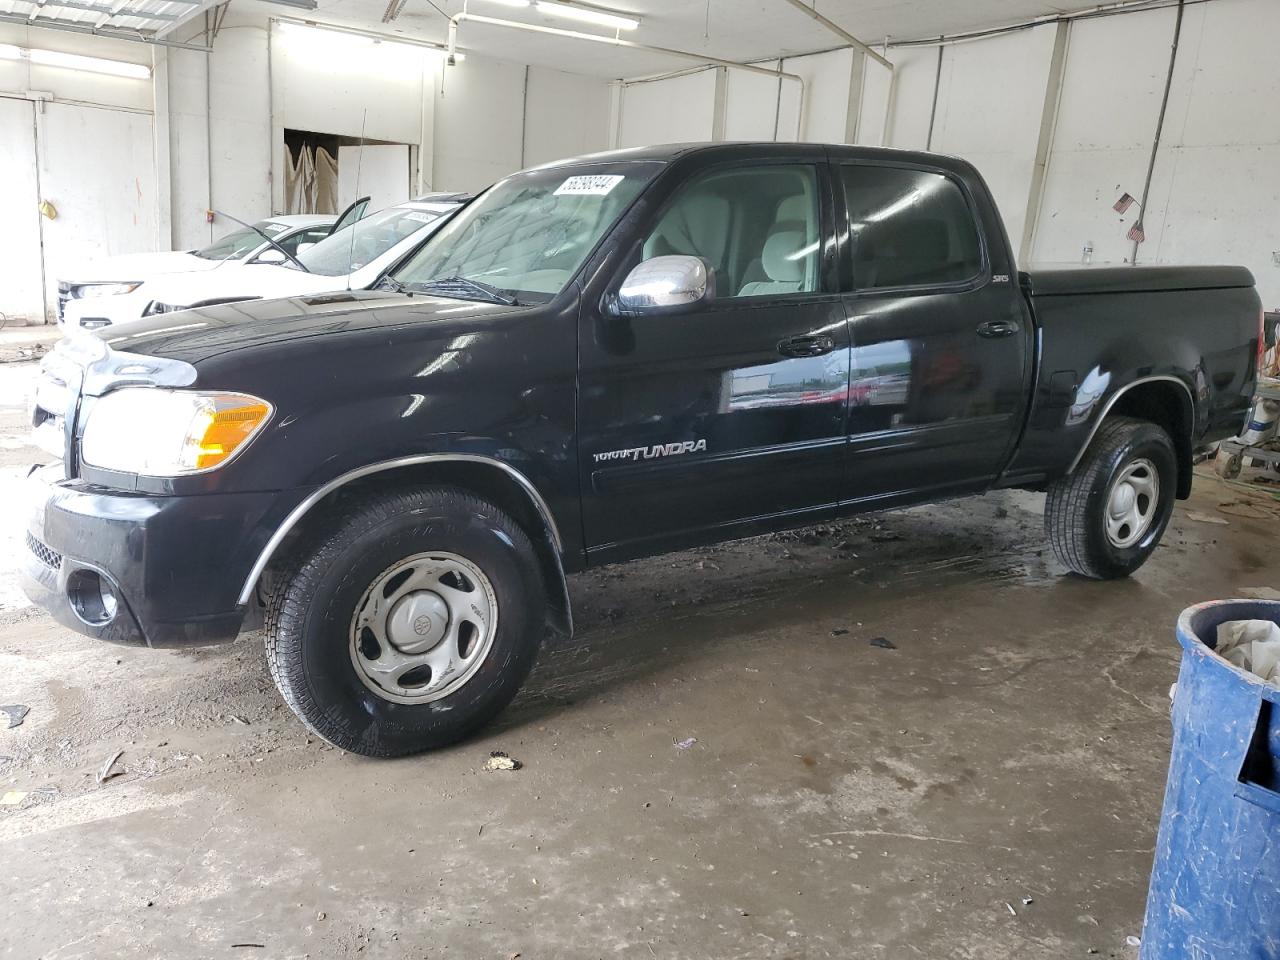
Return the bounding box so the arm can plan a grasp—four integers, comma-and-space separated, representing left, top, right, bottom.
194, 221, 288, 260
299, 207, 442, 277
392, 163, 655, 304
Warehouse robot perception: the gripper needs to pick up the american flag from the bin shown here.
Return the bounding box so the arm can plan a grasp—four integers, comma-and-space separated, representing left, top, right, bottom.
1113, 192, 1136, 214
1127, 221, 1146, 244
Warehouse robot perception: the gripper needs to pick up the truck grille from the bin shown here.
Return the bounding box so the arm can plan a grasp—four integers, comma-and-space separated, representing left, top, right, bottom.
25, 532, 62, 571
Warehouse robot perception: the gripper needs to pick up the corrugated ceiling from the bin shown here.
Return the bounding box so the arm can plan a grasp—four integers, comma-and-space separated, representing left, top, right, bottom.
0, 0, 203, 38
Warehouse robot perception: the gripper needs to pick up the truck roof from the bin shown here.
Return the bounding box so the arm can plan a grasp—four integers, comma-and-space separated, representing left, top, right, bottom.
544, 141, 972, 171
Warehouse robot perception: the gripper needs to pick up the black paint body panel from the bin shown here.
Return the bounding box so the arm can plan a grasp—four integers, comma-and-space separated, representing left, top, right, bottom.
20, 143, 1262, 645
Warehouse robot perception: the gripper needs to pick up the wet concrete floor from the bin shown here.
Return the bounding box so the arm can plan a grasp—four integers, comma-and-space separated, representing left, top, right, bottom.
2, 353, 1276, 958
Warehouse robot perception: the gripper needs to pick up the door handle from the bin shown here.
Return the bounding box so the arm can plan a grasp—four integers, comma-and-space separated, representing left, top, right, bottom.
976, 319, 1020, 338
778, 334, 836, 358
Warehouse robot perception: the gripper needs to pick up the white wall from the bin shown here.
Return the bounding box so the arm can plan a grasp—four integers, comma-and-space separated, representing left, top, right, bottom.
166, 44, 213, 251
724, 67, 782, 141
433, 57, 526, 192
784, 47, 858, 143
0, 23, 160, 321
3, 0, 1278, 322
865, 0, 1280, 308
929, 25, 1059, 253
162, 12, 612, 249
879, 46, 938, 151
523, 65, 611, 168
0, 22, 153, 112
616, 69, 718, 148
618, 47, 856, 148
1029, 8, 1177, 266
1141, 0, 1280, 306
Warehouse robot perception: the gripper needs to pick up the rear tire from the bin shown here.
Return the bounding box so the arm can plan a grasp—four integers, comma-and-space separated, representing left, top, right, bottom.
265, 486, 547, 757
1045, 417, 1177, 580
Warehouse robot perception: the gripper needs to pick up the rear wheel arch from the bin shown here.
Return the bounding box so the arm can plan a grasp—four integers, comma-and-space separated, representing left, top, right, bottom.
1072, 376, 1196, 498
244, 455, 572, 639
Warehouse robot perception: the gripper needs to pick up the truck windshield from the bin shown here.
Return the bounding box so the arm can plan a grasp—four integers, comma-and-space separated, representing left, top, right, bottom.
391, 162, 656, 305
194, 221, 288, 260
298, 206, 443, 277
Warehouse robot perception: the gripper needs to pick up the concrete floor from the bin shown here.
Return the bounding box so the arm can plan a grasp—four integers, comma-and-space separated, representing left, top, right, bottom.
3, 346, 1278, 959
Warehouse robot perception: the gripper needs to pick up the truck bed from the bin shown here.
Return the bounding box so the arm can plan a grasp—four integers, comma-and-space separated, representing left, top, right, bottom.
1024, 265, 1256, 297
1001, 265, 1261, 490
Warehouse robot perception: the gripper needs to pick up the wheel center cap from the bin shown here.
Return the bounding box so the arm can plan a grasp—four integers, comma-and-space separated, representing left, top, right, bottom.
386, 591, 449, 654
1111, 483, 1136, 516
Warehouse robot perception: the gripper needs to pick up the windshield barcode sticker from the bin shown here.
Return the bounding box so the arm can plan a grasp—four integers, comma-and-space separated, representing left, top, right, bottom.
404, 211, 438, 223
554, 175, 624, 196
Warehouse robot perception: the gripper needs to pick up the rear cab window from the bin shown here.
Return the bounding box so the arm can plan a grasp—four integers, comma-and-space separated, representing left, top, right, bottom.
838, 164, 984, 291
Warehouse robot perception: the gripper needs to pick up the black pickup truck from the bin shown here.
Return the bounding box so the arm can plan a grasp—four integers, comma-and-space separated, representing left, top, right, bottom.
23, 143, 1262, 757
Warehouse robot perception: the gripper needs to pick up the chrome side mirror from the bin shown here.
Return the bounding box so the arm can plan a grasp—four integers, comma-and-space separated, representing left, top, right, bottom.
614, 255, 713, 315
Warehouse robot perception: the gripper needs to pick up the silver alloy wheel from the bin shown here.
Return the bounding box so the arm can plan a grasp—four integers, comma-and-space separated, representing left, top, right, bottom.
349, 551, 498, 704
1105, 458, 1160, 549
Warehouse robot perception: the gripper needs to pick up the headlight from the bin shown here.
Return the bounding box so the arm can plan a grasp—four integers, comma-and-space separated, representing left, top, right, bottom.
81, 389, 272, 475
74, 282, 142, 298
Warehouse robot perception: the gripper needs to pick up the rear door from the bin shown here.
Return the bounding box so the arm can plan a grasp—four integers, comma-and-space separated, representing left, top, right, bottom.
577, 157, 849, 562
835, 160, 1029, 506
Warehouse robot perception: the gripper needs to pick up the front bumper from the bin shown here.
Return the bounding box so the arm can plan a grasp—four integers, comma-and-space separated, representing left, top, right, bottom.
20, 463, 286, 647
60, 291, 151, 330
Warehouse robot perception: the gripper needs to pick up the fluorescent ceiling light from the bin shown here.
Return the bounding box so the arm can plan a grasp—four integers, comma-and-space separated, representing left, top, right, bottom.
474, 0, 639, 30
277, 21, 463, 60
0, 41, 150, 79
534, 0, 639, 30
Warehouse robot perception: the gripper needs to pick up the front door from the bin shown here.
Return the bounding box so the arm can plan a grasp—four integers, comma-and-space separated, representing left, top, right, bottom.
835, 160, 1029, 507
578, 159, 849, 562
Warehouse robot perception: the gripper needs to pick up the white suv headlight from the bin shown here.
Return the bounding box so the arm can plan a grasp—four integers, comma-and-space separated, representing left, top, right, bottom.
81, 389, 273, 475
75, 282, 142, 298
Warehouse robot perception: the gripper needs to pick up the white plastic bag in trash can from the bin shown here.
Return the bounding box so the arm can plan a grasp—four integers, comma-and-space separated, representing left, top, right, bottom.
1216, 619, 1280, 684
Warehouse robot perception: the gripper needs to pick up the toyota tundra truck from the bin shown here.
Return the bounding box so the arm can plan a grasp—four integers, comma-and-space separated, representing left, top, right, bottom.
22, 143, 1263, 757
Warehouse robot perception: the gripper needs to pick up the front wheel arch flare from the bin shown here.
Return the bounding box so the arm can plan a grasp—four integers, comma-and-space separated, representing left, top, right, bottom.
246, 456, 572, 638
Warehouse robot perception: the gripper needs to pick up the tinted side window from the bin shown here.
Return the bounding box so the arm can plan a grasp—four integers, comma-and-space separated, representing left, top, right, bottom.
281, 227, 330, 253
840, 165, 982, 290
277, 228, 330, 255
642, 164, 821, 300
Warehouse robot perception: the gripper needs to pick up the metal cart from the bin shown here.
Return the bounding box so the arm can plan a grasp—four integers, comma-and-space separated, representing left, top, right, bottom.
1216, 377, 1280, 479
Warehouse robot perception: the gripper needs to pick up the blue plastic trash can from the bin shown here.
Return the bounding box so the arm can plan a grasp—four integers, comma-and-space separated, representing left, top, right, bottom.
1140, 599, 1280, 960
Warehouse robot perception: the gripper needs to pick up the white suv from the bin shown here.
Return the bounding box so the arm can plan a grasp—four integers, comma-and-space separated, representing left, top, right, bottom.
137, 194, 467, 322
57, 200, 370, 331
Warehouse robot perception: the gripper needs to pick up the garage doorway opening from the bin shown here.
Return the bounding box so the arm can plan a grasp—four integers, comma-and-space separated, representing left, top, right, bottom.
283, 129, 415, 218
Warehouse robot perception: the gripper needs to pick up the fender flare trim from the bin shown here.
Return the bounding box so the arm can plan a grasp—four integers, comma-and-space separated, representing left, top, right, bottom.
236, 454, 565, 607
1065, 374, 1196, 474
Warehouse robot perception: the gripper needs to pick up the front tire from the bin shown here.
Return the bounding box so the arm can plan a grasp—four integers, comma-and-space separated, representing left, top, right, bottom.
1045, 416, 1177, 579
265, 486, 547, 757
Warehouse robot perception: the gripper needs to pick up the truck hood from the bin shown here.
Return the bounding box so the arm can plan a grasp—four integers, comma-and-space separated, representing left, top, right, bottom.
140, 262, 347, 308
62, 250, 219, 283
96, 289, 520, 364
